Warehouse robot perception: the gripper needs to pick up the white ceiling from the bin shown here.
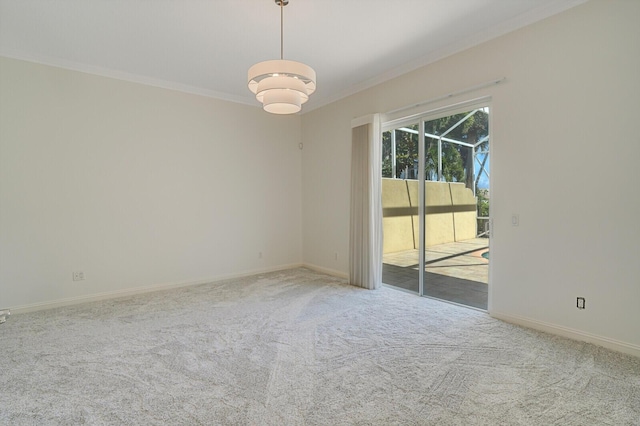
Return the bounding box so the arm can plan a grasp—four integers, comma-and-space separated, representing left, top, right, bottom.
0, 0, 587, 113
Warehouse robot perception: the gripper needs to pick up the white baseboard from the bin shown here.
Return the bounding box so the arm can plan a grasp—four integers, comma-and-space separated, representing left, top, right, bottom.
491, 311, 640, 359
302, 263, 349, 281
18, 267, 636, 359
8, 263, 304, 315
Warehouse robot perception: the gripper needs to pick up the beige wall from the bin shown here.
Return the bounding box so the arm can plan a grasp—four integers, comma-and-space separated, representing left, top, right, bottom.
0, 57, 303, 309
382, 179, 476, 253
1, 0, 638, 356
302, 0, 640, 353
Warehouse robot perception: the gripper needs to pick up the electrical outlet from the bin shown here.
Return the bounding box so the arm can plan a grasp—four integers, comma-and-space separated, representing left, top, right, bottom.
334, 252, 338, 261
73, 271, 85, 281
259, 252, 263, 259
576, 297, 585, 310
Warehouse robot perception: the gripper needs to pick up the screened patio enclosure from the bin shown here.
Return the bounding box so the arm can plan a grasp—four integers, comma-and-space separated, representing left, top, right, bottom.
381, 106, 490, 310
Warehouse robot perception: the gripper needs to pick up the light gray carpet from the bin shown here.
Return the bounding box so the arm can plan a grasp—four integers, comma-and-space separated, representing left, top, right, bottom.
1, 268, 639, 425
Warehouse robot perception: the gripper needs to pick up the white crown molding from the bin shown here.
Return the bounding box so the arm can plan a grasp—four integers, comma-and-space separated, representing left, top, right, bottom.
303, 0, 589, 114
1, 0, 587, 115
0, 48, 259, 108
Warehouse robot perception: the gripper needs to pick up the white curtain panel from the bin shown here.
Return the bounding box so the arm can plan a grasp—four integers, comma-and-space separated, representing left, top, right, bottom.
349, 115, 383, 290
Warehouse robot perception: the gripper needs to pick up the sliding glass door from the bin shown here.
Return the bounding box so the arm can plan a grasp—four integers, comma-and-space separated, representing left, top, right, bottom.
381, 103, 491, 309
381, 123, 421, 293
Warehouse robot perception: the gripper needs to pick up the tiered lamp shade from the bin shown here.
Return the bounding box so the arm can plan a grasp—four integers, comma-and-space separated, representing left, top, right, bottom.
248, 59, 316, 114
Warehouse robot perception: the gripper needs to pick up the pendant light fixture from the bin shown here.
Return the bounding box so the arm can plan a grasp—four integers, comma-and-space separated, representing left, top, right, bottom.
248, 0, 316, 114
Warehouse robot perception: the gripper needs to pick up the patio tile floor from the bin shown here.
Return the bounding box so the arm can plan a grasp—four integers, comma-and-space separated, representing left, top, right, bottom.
382, 238, 489, 310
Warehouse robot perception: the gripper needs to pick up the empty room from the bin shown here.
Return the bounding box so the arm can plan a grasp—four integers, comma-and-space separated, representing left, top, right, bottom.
1, 0, 639, 424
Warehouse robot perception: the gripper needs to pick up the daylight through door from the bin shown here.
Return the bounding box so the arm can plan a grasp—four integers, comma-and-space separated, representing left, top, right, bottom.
381, 104, 490, 309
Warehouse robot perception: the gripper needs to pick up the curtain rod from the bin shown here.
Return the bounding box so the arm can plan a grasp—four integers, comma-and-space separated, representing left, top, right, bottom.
385, 77, 506, 116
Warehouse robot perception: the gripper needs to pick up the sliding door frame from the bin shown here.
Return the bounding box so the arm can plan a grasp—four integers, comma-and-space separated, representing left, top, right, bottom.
382, 96, 492, 304
417, 120, 426, 296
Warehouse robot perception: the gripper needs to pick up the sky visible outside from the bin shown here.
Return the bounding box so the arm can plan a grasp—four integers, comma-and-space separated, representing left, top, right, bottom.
476, 153, 490, 190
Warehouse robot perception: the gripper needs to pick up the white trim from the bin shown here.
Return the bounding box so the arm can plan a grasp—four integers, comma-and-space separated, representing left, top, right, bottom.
302, 263, 349, 281
0, 50, 259, 107
1, 0, 587, 116
491, 311, 640, 359
486, 101, 495, 313
7, 263, 303, 315
351, 114, 378, 128
302, 0, 588, 114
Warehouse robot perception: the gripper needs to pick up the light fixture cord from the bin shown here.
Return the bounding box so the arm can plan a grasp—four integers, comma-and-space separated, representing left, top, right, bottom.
280, 0, 284, 59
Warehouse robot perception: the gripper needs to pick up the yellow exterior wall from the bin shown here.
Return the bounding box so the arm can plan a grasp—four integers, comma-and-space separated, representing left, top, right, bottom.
382, 179, 477, 253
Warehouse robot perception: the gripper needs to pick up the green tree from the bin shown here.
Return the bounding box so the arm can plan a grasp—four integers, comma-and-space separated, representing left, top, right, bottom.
382, 111, 490, 184
424, 109, 488, 188
382, 125, 419, 179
